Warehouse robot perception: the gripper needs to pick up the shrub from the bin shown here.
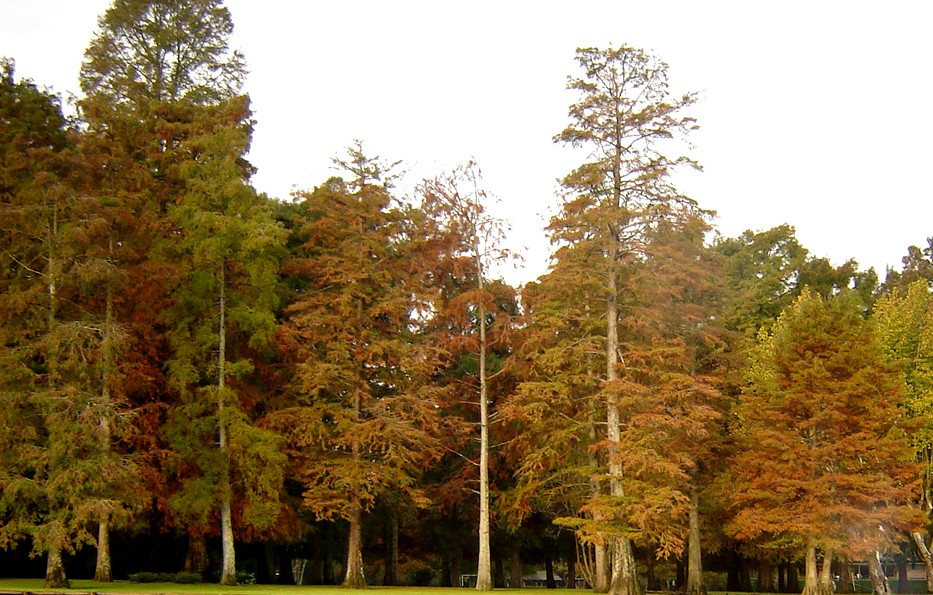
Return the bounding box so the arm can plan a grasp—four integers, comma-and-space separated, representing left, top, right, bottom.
128, 572, 161, 583
174, 572, 203, 584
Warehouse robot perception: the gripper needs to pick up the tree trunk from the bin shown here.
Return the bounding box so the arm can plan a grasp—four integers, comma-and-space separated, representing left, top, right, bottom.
606, 226, 641, 595
94, 516, 112, 582
593, 542, 610, 593
566, 541, 577, 589
610, 538, 641, 595
787, 563, 799, 593
837, 559, 854, 594
802, 545, 832, 595
685, 489, 706, 595
895, 553, 909, 594
511, 547, 524, 588
820, 550, 834, 595
912, 532, 933, 593
476, 238, 493, 592
184, 531, 208, 576
217, 269, 237, 587
546, 555, 556, 589
757, 558, 773, 593
384, 510, 399, 586
495, 550, 506, 588
343, 495, 366, 589
868, 551, 891, 595
95, 272, 114, 583
44, 544, 70, 589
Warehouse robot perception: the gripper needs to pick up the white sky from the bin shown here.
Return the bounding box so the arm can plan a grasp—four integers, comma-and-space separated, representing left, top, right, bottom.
2, 1, 932, 286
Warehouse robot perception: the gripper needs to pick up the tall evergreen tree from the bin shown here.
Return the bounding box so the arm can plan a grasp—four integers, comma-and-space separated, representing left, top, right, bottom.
0, 59, 141, 588
78, 1, 264, 583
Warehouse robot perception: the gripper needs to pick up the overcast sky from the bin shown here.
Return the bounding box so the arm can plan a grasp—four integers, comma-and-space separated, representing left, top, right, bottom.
2, 1, 932, 285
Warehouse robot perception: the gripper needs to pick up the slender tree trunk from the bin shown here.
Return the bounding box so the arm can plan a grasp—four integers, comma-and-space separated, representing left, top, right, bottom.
895, 553, 909, 594
474, 229, 493, 592
787, 563, 800, 593
343, 494, 366, 588
95, 263, 114, 582
758, 559, 773, 593
593, 542, 610, 593
606, 225, 640, 595
218, 266, 237, 586
837, 559, 854, 594
546, 554, 556, 589
868, 551, 891, 595
566, 544, 577, 589
44, 543, 69, 589
912, 532, 933, 593
685, 488, 705, 595
384, 510, 399, 586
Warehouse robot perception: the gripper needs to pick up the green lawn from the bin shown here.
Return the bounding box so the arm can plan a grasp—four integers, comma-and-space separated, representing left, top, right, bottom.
0, 581, 508, 595
0, 583, 759, 595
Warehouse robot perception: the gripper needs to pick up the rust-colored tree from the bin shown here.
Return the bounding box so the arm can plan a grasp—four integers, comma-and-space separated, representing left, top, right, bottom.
273, 145, 447, 589
726, 289, 919, 595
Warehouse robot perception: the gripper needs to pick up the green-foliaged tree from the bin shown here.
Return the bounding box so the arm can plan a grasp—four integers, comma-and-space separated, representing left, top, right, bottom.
873, 280, 933, 590
161, 96, 287, 586
0, 56, 146, 587
81, 0, 246, 109
79, 0, 277, 585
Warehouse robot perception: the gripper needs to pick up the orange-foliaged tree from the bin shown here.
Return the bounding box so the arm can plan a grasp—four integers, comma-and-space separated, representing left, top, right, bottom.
273, 146, 448, 589
418, 161, 517, 592
502, 211, 726, 593
516, 43, 705, 595
726, 289, 919, 595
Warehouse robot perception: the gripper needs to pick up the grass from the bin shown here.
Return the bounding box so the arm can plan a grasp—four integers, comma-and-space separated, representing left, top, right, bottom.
0, 580, 505, 595
0, 583, 774, 595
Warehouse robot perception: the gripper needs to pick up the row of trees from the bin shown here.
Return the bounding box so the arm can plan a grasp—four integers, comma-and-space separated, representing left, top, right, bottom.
3, 1, 933, 594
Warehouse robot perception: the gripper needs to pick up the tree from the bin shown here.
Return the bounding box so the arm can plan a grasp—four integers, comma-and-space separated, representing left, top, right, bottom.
161, 96, 287, 586
419, 161, 513, 592
78, 1, 257, 582
81, 0, 245, 109
873, 281, 933, 591
726, 289, 919, 595
552, 44, 701, 595
273, 145, 447, 589
0, 59, 79, 588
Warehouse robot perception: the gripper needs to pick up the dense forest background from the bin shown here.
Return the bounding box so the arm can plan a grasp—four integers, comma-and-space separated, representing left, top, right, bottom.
3, 1, 933, 595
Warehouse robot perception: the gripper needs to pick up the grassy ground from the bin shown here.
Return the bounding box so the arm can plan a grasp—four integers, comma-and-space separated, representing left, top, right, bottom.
0, 583, 763, 595
0, 580, 501, 595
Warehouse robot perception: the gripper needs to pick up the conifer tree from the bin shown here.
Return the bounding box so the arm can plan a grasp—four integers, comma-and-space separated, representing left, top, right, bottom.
419, 161, 514, 592
874, 280, 933, 590
274, 145, 447, 589
727, 290, 918, 595
549, 44, 702, 595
